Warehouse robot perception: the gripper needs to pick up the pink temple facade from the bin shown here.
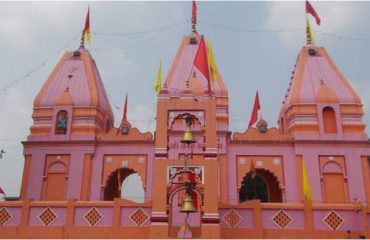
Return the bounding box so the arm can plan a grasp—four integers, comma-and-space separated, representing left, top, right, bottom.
1, 6, 370, 239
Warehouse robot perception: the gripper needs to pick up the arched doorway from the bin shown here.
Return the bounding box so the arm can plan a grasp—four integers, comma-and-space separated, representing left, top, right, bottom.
44, 161, 67, 200
239, 169, 282, 203
103, 168, 143, 201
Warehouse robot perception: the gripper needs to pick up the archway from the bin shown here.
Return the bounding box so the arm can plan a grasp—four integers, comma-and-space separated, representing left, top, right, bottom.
239, 169, 282, 203
103, 168, 139, 201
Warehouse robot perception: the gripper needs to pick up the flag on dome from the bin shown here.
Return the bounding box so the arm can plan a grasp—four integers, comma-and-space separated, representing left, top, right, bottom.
248, 91, 261, 128
306, 0, 321, 26
207, 39, 219, 87
155, 60, 162, 94
84, 7, 91, 45
192, 0, 197, 23
194, 36, 212, 95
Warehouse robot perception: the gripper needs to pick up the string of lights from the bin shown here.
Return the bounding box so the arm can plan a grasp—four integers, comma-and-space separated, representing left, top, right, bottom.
2, 20, 370, 96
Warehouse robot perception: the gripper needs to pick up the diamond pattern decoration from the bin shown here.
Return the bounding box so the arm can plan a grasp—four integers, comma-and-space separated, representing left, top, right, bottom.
129, 208, 149, 226
222, 209, 243, 228
272, 210, 293, 229
38, 207, 57, 226
0, 207, 12, 226
324, 210, 344, 231
84, 207, 103, 226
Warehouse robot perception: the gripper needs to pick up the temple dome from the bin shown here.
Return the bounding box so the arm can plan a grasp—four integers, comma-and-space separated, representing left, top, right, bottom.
34, 48, 113, 121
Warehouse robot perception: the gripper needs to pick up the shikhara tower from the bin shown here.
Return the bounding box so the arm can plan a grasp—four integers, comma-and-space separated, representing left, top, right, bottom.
1, 2, 370, 239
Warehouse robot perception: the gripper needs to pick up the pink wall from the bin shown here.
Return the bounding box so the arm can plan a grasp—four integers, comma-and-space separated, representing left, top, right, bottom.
219, 209, 254, 228
313, 210, 363, 231
261, 209, 304, 229
0, 207, 22, 226
74, 207, 112, 226
120, 207, 151, 226
28, 207, 66, 226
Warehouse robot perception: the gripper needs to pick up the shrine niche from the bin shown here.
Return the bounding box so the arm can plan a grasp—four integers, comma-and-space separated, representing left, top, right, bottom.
55, 110, 68, 134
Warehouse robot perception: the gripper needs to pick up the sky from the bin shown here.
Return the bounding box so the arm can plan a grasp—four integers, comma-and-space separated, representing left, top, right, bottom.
1, 1, 370, 197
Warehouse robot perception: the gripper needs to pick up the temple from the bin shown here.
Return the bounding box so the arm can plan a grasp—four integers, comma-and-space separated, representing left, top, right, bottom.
1, 3, 370, 239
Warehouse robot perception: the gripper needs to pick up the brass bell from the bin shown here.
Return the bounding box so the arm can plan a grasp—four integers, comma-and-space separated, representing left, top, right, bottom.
180, 193, 197, 213
181, 125, 196, 145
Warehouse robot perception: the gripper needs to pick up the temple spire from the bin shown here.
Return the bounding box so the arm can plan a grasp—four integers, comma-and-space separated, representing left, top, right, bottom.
191, 0, 197, 33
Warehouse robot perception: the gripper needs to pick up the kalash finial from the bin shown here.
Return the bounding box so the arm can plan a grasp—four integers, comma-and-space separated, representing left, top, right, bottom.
191, 0, 197, 34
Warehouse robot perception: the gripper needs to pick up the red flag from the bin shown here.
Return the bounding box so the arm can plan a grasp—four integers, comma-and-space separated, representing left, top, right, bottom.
192, 0, 197, 22
123, 93, 128, 121
194, 37, 212, 94
0, 187, 5, 196
248, 91, 261, 128
84, 7, 90, 32
306, 1, 321, 26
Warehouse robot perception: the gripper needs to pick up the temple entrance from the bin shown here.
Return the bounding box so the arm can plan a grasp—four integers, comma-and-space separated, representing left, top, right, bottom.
239, 169, 282, 203
103, 167, 144, 201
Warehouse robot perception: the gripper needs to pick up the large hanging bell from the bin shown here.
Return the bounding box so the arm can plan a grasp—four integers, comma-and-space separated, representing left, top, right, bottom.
181, 125, 196, 145
180, 194, 197, 213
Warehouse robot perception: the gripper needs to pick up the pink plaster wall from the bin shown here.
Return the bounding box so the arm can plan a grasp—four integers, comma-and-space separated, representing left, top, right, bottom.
261, 209, 304, 229
74, 207, 112, 226
89, 145, 154, 201
313, 210, 362, 231
120, 207, 151, 226
227, 146, 297, 204
1, 207, 22, 226
219, 209, 253, 228
28, 207, 66, 226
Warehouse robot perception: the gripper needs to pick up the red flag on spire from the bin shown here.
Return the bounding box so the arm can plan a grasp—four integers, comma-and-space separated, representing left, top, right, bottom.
116, 94, 131, 136
83, 6, 91, 44
192, 0, 197, 22
306, 0, 321, 26
0, 187, 5, 196
248, 91, 261, 128
123, 93, 128, 121
194, 37, 212, 95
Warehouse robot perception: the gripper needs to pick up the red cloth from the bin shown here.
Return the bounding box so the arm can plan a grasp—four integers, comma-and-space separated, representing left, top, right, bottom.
194, 37, 211, 94
248, 91, 261, 128
0, 187, 5, 196
306, 1, 321, 26
192, 0, 197, 22
84, 7, 90, 32
187, 172, 196, 182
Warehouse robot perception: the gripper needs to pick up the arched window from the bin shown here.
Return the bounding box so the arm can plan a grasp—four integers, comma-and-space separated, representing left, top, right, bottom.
239, 172, 268, 202
121, 173, 145, 203
322, 106, 337, 133
103, 168, 145, 201
239, 169, 282, 203
55, 110, 68, 134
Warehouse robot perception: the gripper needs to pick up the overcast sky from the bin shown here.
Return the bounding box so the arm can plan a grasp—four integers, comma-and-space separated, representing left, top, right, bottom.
1, 1, 370, 197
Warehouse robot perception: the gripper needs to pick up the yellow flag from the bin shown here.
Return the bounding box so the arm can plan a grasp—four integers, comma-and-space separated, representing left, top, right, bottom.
207, 39, 219, 87
154, 60, 162, 94
306, 16, 314, 45
302, 159, 313, 201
